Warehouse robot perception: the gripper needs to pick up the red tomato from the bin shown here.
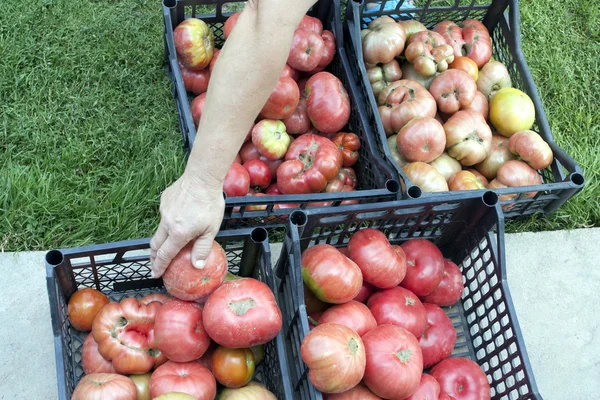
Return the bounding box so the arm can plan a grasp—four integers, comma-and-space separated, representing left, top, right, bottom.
243, 159, 272, 189
448, 170, 487, 191
223, 11, 241, 39
179, 62, 210, 95
281, 63, 300, 81
297, 15, 323, 34
154, 299, 210, 362
223, 163, 250, 198
464, 90, 489, 120
397, 116, 446, 163
430, 358, 491, 400
68, 288, 109, 331
362, 325, 423, 399
368, 286, 427, 337
252, 119, 291, 161
288, 29, 325, 72
304, 283, 331, 313
309, 30, 336, 74
421, 259, 464, 306
190, 93, 206, 128
265, 183, 281, 195
211, 346, 255, 388
209, 48, 220, 74
72, 373, 137, 400
332, 132, 361, 167
362, 17, 406, 64
324, 383, 381, 399
173, 19, 214, 71
475, 135, 516, 180
439, 392, 457, 400
434, 20, 492, 68
419, 304, 456, 368
430, 70, 477, 114
297, 77, 309, 98
277, 134, 343, 194
82, 333, 116, 374
490, 159, 542, 198
239, 141, 261, 163
401, 239, 445, 297
302, 244, 363, 304
404, 374, 441, 400
378, 80, 437, 135
339, 167, 357, 188
282, 97, 311, 134
353, 281, 375, 303
260, 76, 300, 120
139, 293, 171, 305
404, 31, 453, 78
319, 300, 377, 337
163, 241, 228, 301
306, 72, 350, 133
202, 278, 282, 348
150, 361, 216, 400
301, 323, 366, 393
347, 228, 406, 289
508, 129, 553, 170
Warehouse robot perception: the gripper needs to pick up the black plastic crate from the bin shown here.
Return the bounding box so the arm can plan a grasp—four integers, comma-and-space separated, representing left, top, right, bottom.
274, 192, 542, 400
343, 0, 584, 218
45, 227, 292, 400
162, 0, 402, 233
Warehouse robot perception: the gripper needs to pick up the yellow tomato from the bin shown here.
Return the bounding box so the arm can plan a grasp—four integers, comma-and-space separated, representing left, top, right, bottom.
173, 18, 215, 71
489, 88, 535, 137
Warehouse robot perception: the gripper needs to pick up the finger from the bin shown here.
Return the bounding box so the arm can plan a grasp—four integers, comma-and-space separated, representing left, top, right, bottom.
190, 231, 218, 269
150, 223, 168, 252
152, 235, 187, 278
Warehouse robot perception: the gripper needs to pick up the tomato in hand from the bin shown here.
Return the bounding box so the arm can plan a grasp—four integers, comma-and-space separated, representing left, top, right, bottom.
368, 286, 427, 338
431, 357, 491, 400
401, 239, 445, 297
68, 288, 109, 332
419, 303, 456, 368
72, 373, 137, 400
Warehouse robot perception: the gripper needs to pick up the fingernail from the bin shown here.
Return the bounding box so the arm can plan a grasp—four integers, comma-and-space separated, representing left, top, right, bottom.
194, 260, 206, 269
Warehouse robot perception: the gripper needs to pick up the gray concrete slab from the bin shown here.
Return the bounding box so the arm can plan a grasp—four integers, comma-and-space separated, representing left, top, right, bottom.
0, 231, 598, 399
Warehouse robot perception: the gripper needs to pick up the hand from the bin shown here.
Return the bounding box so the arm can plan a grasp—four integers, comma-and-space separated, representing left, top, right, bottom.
150, 172, 225, 278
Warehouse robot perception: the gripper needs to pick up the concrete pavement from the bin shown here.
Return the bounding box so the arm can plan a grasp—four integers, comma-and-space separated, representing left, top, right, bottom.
1, 228, 599, 399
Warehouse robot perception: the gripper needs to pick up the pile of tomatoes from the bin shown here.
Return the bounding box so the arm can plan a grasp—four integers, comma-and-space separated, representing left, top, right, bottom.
361, 17, 553, 197
67, 241, 282, 400
174, 13, 363, 203
301, 229, 491, 399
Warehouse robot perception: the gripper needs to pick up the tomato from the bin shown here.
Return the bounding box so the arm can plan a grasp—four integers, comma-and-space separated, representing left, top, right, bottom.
401, 63, 437, 90
150, 361, 216, 400
174, 18, 214, 71
287, 28, 325, 72
283, 97, 311, 134
421, 259, 464, 306
197, 342, 217, 372
277, 134, 343, 194
265, 183, 281, 195
398, 20, 427, 40
202, 277, 282, 348
209, 48, 220, 74
419, 303, 456, 368
439, 393, 456, 400
319, 300, 377, 337
239, 141, 261, 163
82, 333, 117, 374
430, 358, 491, 400
444, 109, 492, 166
449, 56, 478, 81
190, 93, 206, 128
301, 323, 366, 393
129, 373, 151, 400
490, 159, 542, 198
72, 373, 137, 400
179, 62, 210, 95
298, 15, 323, 33
243, 159, 272, 190
378, 79, 437, 135
347, 228, 406, 288
405, 31, 454, 77
476, 61, 511, 100
304, 283, 331, 313
339, 167, 357, 188
430, 70, 477, 114
219, 382, 277, 400
154, 299, 210, 362
223, 163, 250, 198
309, 30, 336, 74
281, 63, 300, 81
434, 20, 491, 68
368, 286, 427, 337
302, 244, 363, 304
324, 383, 381, 399
306, 72, 350, 133
139, 293, 171, 305
400, 239, 445, 297
223, 11, 241, 39
211, 346, 254, 388
332, 132, 360, 167
448, 170, 486, 191
153, 393, 195, 400
403, 162, 449, 192
509, 130, 553, 170
353, 281, 376, 303
474, 135, 516, 180
367, 59, 402, 97
429, 152, 461, 182
404, 374, 441, 400
297, 77, 309, 97
163, 241, 228, 301
397, 116, 446, 163
467, 168, 489, 187
92, 298, 166, 374
68, 288, 109, 331
361, 17, 406, 64
252, 119, 291, 161
260, 76, 300, 119
489, 88, 535, 137
387, 134, 408, 167
362, 325, 423, 399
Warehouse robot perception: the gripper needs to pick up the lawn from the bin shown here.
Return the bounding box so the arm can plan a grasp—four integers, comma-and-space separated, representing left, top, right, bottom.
1, 0, 598, 251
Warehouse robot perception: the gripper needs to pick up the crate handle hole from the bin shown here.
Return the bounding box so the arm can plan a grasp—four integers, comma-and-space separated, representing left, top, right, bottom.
46, 250, 64, 267
251, 227, 268, 243
407, 186, 422, 199
386, 179, 400, 194
483, 191, 499, 207
163, 0, 176, 8
290, 210, 307, 227
571, 172, 585, 187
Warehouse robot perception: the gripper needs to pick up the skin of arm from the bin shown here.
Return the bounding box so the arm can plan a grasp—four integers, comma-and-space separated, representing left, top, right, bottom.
150, 0, 317, 277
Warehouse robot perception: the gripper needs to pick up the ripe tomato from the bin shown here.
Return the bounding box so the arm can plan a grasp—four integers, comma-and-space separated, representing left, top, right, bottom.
430, 70, 477, 114
309, 30, 336, 74
401, 239, 445, 297
179, 62, 210, 95
397, 117, 446, 163
223, 11, 241, 39
367, 59, 402, 97
398, 20, 427, 40
475, 135, 516, 180
332, 132, 361, 167
347, 228, 406, 289
150, 361, 216, 400
362, 325, 423, 399
82, 333, 116, 374
219, 382, 277, 400
324, 383, 381, 399
283, 97, 311, 134
401, 63, 438, 90
298, 15, 323, 34
508, 130, 553, 170
404, 31, 454, 77
129, 373, 151, 400
288, 28, 325, 72
448, 170, 486, 191
190, 93, 206, 128
301, 323, 366, 393
421, 259, 464, 306
353, 281, 376, 303
153, 393, 195, 400
444, 109, 492, 166
378, 80, 437, 135
68, 288, 109, 331
319, 300, 377, 337
339, 167, 358, 188
367, 286, 427, 338
361, 17, 406, 64
139, 293, 171, 305
476, 60, 511, 100
72, 373, 137, 400
419, 304, 456, 368
302, 244, 363, 304
434, 19, 491, 68
489, 88, 535, 137
306, 72, 350, 133
209, 48, 220, 74
243, 159, 272, 190
490, 160, 542, 198
449, 56, 478, 81
439, 392, 457, 400
404, 374, 441, 400
281, 63, 300, 81
403, 162, 449, 192
154, 299, 211, 362
174, 18, 214, 71
260, 76, 300, 120
304, 283, 330, 313
163, 241, 228, 301
430, 358, 491, 400
265, 183, 281, 195
223, 163, 250, 197
464, 90, 489, 120
202, 278, 282, 348
252, 119, 291, 161
211, 346, 254, 388
429, 152, 461, 182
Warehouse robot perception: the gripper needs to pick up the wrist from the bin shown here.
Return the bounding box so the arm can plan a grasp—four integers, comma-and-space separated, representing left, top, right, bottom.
181, 166, 224, 195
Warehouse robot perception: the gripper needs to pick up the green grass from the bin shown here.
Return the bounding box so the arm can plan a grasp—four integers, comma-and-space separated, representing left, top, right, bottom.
0, 0, 598, 251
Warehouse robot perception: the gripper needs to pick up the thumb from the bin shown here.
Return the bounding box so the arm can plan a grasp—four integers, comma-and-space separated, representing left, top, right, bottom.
191, 233, 216, 269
